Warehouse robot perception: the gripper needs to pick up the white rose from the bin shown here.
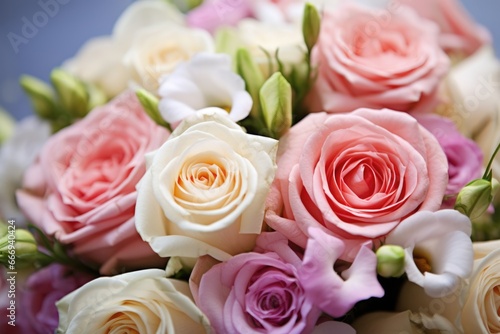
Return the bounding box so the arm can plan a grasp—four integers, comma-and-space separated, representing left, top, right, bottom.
56, 269, 211, 334
124, 23, 214, 92
135, 108, 278, 263
63, 0, 193, 97
444, 45, 500, 174
461, 240, 500, 333
235, 19, 305, 76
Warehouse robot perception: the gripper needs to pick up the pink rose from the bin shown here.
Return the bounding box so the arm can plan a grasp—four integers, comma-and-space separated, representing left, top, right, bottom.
190, 232, 322, 334
414, 114, 483, 207
265, 108, 448, 260
399, 0, 491, 56
16, 92, 169, 274
22, 264, 95, 334
309, 3, 449, 114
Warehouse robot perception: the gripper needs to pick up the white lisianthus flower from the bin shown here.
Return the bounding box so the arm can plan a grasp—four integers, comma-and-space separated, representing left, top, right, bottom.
0, 116, 51, 226
158, 53, 252, 129
56, 269, 211, 334
135, 108, 278, 263
385, 210, 473, 298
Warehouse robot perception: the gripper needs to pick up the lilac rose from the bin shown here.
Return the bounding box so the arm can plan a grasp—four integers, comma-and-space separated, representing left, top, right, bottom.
190, 232, 322, 334
22, 264, 95, 333
414, 114, 483, 206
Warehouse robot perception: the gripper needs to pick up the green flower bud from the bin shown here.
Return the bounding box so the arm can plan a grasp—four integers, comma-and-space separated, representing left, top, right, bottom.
455, 179, 493, 220
0, 222, 38, 269
376, 245, 406, 278
0, 107, 15, 144
135, 89, 171, 131
302, 2, 321, 52
236, 48, 265, 119
19, 74, 58, 119
51, 68, 89, 118
259, 72, 292, 138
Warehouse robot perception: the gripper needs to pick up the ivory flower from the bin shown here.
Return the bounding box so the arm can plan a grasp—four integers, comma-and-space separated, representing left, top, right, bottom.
158, 53, 252, 128
56, 269, 211, 333
124, 23, 214, 92
385, 210, 473, 298
63, 0, 185, 97
135, 109, 278, 262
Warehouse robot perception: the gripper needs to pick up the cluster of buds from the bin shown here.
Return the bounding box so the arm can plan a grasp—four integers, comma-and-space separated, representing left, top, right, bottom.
0, 220, 38, 269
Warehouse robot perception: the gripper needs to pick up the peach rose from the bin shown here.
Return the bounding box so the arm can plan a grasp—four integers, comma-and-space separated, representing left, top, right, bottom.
16, 92, 169, 274
309, 3, 449, 114
265, 108, 448, 260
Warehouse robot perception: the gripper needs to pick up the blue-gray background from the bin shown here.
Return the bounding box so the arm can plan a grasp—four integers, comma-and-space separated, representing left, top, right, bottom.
0, 0, 499, 121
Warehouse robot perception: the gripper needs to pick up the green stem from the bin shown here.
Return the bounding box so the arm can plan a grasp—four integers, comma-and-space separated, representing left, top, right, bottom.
483, 141, 500, 179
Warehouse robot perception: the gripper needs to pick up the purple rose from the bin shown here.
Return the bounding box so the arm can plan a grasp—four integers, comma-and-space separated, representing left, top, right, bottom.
414, 114, 483, 206
190, 232, 321, 334
22, 264, 95, 333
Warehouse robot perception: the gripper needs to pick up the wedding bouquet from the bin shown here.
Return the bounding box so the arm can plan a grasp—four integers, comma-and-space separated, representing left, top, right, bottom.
1, 0, 500, 333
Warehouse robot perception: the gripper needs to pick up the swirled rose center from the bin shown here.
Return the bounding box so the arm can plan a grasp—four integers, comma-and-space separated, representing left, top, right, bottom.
245, 268, 303, 328
174, 154, 241, 210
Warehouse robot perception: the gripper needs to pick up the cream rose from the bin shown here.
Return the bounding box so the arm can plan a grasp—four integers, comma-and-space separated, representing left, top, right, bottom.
234, 19, 305, 76
442, 45, 500, 175
124, 23, 214, 92
461, 241, 500, 333
135, 108, 278, 262
63, 0, 214, 97
56, 269, 210, 334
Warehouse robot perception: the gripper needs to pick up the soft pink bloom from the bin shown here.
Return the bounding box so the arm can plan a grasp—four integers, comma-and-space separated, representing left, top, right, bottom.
186, 0, 303, 33
16, 91, 170, 274
22, 264, 95, 334
265, 109, 448, 260
309, 3, 449, 114
399, 0, 491, 56
299, 227, 384, 317
414, 114, 483, 207
190, 232, 322, 334
186, 0, 252, 33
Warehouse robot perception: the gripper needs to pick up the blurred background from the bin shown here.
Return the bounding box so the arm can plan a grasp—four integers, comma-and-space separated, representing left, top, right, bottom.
0, 0, 499, 121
